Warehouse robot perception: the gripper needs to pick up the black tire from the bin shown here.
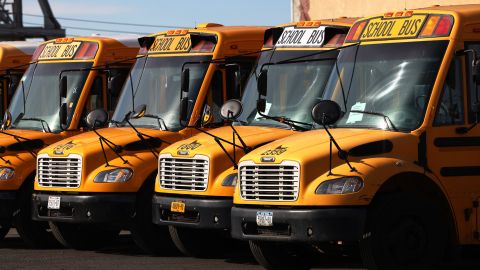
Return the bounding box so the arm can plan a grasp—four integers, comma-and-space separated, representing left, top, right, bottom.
0, 219, 10, 240
168, 226, 237, 258
13, 180, 59, 248
249, 240, 316, 270
49, 221, 119, 250
130, 179, 178, 256
360, 192, 449, 270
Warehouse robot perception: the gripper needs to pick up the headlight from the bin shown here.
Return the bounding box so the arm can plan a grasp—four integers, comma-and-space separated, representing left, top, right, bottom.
94, 168, 133, 183
315, 177, 363, 194
222, 173, 238, 186
0, 167, 14, 180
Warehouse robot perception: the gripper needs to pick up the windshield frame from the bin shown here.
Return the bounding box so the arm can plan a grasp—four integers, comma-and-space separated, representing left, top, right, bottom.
322, 40, 450, 132
236, 48, 339, 130
8, 61, 94, 133
110, 54, 212, 131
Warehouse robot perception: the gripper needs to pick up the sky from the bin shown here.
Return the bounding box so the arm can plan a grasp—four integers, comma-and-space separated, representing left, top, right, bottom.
21, 0, 292, 37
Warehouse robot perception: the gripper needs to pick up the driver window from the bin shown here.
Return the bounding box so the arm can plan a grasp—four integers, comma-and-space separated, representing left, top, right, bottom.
81, 76, 103, 127
434, 58, 464, 126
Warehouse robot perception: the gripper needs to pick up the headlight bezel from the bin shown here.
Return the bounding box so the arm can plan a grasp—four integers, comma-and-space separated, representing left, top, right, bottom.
93, 168, 133, 183
315, 176, 363, 195
0, 167, 14, 181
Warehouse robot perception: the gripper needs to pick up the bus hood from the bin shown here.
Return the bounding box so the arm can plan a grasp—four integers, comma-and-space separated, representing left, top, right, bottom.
0, 129, 62, 153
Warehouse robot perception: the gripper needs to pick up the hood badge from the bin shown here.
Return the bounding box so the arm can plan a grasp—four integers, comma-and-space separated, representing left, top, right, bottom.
261, 145, 287, 156
261, 156, 275, 162
176, 140, 201, 155
53, 141, 76, 155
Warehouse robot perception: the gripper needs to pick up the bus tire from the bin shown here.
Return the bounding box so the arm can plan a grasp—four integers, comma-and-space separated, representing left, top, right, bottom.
130, 180, 178, 255
360, 192, 448, 270
168, 226, 236, 258
49, 221, 119, 250
13, 181, 59, 248
249, 240, 315, 270
0, 220, 10, 240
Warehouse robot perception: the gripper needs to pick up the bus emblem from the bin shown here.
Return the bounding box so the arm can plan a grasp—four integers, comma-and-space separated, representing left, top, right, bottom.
261, 145, 287, 156
53, 141, 76, 155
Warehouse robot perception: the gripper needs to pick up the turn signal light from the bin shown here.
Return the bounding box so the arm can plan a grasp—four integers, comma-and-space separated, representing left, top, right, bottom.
345, 20, 366, 42
419, 15, 453, 38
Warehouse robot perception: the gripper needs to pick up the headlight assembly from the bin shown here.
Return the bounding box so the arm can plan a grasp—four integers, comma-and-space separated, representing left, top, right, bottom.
315, 176, 363, 194
222, 173, 238, 187
0, 167, 14, 180
94, 168, 133, 183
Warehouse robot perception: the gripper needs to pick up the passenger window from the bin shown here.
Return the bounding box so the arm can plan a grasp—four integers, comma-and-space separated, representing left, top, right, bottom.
465, 43, 480, 123
434, 58, 464, 126
203, 70, 223, 125
107, 69, 129, 114
81, 76, 104, 127
225, 58, 256, 99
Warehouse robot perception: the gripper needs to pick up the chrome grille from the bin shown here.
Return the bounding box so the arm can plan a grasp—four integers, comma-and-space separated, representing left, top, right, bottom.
159, 154, 209, 191
239, 161, 299, 201
37, 154, 82, 188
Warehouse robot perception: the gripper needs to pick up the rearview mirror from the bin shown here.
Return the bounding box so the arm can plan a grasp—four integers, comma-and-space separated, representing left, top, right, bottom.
311, 100, 342, 126
181, 68, 190, 92
131, 104, 147, 119
257, 70, 267, 96
220, 99, 243, 121
60, 76, 68, 98
86, 108, 108, 128
1, 110, 12, 130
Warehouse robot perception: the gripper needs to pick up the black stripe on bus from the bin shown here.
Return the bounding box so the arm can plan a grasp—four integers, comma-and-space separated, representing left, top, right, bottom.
440, 166, 480, 177
434, 137, 480, 148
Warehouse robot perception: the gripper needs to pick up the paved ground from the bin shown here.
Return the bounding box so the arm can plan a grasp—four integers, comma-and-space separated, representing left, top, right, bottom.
1, 229, 480, 270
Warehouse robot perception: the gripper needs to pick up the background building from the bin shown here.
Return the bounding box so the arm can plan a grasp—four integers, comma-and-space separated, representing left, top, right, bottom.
292, 0, 480, 21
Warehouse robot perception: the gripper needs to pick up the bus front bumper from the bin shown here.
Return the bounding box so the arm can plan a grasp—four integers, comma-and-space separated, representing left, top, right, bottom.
152, 194, 232, 229
231, 206, 366, 243
31, 192, 136, 224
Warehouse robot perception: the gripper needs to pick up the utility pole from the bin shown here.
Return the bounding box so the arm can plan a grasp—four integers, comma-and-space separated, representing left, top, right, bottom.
0, 0, 65, 41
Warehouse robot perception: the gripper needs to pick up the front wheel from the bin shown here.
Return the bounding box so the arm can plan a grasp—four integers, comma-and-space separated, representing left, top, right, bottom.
360, 192, 449, 270
49, 222, 119, 250
249, 240, 316, 270
0, 219, 11, 240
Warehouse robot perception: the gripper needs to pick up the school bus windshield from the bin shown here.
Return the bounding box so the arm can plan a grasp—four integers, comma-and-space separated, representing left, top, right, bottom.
9, 62, 92, 132
237, 49, 337, 129
323, 41, 448, 131
111, 55, 211, 131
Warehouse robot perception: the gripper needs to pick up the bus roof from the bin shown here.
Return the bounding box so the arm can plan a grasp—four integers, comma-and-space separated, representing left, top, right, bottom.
149, 24, 269, 39
0, 41, 39, 55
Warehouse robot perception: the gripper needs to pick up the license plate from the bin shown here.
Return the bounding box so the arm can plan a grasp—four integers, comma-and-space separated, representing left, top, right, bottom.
256, 211, 273, 227
47, 196, 61, 210
170, 201, 185, 213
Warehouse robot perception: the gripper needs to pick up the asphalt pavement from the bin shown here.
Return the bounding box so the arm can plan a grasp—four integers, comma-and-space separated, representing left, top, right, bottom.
2, 229, 480, 270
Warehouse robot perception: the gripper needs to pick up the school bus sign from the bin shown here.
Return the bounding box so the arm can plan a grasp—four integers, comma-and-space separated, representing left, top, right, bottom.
360, 15, 427, 40
149, 34, 192, 54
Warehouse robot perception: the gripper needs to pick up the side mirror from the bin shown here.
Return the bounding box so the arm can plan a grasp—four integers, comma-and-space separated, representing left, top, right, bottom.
257, 70, 267, 96
86, 108, 108, 128
311, 100, 342, 126
131, 104, 147, 119
60, 76, 68, 98
220, 99, 243, 121
1, 110, 12, 130
181, 68, 190, 92
257, 98, 266, 113
180, 97, 190, 123
60, 103, 68, 127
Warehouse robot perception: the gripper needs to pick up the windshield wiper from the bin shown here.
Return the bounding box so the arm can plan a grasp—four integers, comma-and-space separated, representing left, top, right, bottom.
20, 117, 52, 133
142, 114, 168, 131
257, 113, 312, 131
350, 110, 399, 131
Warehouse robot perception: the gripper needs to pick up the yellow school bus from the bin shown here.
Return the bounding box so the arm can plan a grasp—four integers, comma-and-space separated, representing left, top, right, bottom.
151, 19, 353, 257
0, 36, 139, 247
31, 24, 268, 253
230, 5, 480, 270
0, 42, 39, 117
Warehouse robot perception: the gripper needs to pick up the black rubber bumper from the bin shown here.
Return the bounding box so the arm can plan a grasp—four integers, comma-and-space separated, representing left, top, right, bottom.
31, 192, 136, 224
231, 206, 367, 243
0, 191, 16, 219
152, 194, 233, 229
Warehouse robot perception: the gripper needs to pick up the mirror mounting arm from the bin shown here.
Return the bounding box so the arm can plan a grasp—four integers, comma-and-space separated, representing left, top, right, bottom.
124, 119, 159, 159
322, 123, 355, 175
92, 127, 128, 167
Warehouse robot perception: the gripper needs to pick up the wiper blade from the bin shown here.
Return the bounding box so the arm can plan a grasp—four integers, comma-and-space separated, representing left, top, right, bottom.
258, 114, 312, 131
350, 110, 399, 131
143, 114, 168, 131
20, 117, 52, 133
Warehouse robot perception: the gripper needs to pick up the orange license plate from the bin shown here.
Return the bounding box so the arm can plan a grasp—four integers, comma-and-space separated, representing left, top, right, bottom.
170, 201, 186, 213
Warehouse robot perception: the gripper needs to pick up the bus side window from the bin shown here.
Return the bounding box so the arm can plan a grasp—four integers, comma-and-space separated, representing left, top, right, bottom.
81, 76, 103, 127
203, 70, 223, 125
107, 69, 129, 115
434, 57, 464, 126
225, 58, 256, 100
465, 43, 480, 123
